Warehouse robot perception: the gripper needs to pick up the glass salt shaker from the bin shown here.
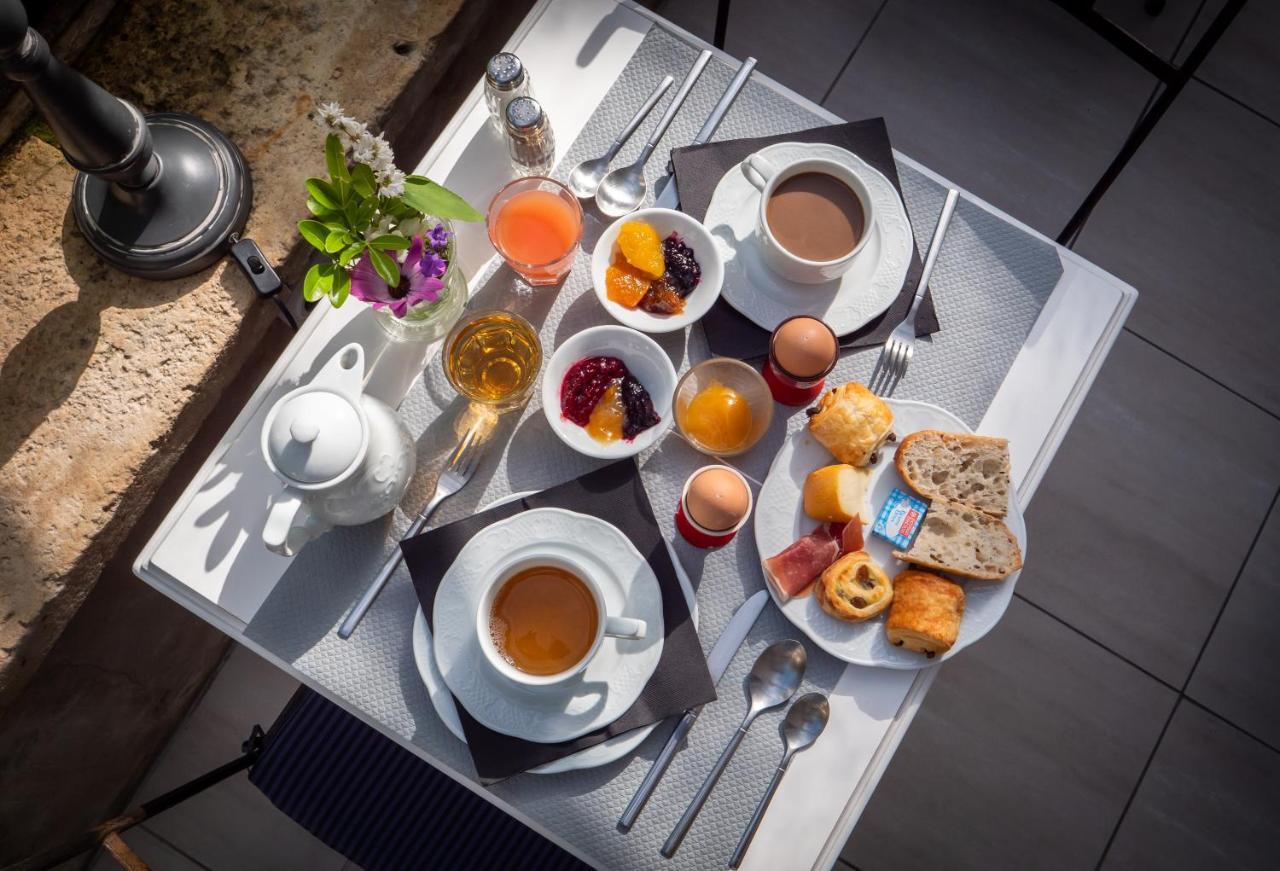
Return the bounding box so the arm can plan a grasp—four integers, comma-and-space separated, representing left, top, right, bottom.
484, 52, 531, 134
505, 97, 556, 176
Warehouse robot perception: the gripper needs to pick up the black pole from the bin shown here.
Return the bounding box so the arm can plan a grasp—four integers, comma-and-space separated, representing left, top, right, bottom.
713, 0, 731, 50
0, 0, 252, 279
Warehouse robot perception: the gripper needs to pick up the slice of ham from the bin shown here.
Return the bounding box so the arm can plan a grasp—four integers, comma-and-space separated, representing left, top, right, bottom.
825, 515, 865, 555
764, 525, 840, 601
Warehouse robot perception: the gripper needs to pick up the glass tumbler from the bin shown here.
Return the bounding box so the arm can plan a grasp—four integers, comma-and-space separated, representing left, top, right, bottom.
486, 177, 582, 286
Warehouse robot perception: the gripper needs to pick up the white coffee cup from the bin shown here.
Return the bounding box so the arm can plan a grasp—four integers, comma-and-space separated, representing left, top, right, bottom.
475, 552, 647, 691
742, 152, 876, 284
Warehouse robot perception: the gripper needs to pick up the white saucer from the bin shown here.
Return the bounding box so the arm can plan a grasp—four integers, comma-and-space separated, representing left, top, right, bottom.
432, 508, 665, 744
705, 141, 914, 335
754, 400, 1027, 669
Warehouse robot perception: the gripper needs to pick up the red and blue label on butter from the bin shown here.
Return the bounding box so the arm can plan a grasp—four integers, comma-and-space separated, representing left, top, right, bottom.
873, 487, 928, 549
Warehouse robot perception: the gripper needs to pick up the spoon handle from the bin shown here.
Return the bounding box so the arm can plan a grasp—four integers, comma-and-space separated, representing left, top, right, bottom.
661, 716, 749, 858
638, 49, 711, 165
606, 75, 673, 159
728, 753, 793, 869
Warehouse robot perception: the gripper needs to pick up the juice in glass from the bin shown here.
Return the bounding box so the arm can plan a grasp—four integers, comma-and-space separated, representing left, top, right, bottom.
488, 177, 582, 285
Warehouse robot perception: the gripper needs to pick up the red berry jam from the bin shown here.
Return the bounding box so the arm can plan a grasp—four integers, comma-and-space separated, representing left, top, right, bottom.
560, 356, 628, 426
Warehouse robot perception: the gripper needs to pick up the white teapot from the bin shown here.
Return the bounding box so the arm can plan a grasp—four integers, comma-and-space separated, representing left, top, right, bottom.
261, 342, 415, 556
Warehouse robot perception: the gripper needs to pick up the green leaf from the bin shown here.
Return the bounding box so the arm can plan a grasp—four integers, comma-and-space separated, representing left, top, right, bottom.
337, 177, 356, 206
368, 247, 400, 288
305, 178, 340, 209
329, 267, 351, 307
298, 220, 329, 252
324, 229, 350, 254
315, 263, 335, 296
351, 163, 377, 198
353, 200, 377, 229
324, 134, 349, 182
402, 176, 483, 222
302, 263, 324, 302
306, 197, 337, 218
368, 234, 411, 251
338, 242, 365, 267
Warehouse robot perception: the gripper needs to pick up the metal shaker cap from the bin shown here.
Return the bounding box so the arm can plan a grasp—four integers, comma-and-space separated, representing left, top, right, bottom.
486, 52, 525, 90
505, 96, 544, 133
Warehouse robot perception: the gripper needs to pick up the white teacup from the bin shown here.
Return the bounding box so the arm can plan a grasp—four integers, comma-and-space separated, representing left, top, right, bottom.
475, 552, 647, 692
742, 152, 876, 285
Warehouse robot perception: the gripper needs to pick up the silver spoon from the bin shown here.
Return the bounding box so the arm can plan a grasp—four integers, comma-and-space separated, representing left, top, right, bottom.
568, 75, 673, 199
597, 49, 711, 217
661, 639, 806, 858
728, 693, 830, 868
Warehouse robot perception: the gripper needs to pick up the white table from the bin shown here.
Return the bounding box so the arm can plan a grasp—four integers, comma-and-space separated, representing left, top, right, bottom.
134, 1, 1136, 868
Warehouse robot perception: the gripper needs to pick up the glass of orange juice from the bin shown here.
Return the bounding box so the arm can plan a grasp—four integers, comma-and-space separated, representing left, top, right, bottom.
487, 176, 583, 286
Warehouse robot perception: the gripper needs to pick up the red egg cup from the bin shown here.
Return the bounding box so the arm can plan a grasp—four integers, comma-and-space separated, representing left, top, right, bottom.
762, 359, 826, 406
675, 465, 754, 549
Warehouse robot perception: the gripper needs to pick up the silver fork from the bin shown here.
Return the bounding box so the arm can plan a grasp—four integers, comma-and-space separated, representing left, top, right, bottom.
337, 424, 486, 639
867, 188, 960, 397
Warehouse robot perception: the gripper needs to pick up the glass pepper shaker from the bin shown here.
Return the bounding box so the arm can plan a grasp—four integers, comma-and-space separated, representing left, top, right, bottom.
505, 96, 556, 176
484, 52, 531, 134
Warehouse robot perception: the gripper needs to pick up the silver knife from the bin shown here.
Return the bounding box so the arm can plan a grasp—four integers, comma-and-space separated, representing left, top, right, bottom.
617, 588, 770, 832
653, 56, 757, 211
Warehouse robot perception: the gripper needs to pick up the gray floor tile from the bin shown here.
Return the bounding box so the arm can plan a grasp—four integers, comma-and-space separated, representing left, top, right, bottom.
822, 0, 1155, 237
656, 0, 882, 104
1074, 81, 1280, 416
841, 598, 1175, 871
1181, 0, 1280, 123
131, 645, 349, 871
1186, 502, 1280, 749
1019, 332, 1280, 687
1102, 701, 1280, 870
88, 826, 208, 871
1093, 0, 1205, 61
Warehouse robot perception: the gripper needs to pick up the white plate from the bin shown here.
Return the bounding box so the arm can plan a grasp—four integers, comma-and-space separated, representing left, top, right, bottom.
754, 400, 1028, 668
706, 141, 914, 335
590, 208, 724, 334
540, 325, 676, 460
432, 508, 665, 742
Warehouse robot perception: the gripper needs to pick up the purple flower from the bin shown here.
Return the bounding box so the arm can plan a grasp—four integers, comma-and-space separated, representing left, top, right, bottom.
427, 222, 451, 251
418, 249, 447, 280
349, 235, 445, 318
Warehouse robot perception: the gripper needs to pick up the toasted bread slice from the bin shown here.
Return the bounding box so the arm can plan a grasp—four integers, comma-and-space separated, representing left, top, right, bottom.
893, 498, 1022, 580
895, 430, 1010, 517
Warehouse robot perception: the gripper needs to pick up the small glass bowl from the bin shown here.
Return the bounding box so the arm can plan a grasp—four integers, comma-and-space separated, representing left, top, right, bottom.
674, 358, 774, 457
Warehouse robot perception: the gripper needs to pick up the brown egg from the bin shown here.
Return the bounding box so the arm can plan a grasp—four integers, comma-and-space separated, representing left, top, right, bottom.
685, 467, 750, 531
773, 317, 837, 379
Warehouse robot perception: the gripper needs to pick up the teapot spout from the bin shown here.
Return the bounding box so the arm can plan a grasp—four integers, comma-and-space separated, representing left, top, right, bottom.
263, 488, 327, 557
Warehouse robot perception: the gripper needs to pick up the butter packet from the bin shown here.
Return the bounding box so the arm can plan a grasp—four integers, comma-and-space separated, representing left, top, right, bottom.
873, 487, 928, 549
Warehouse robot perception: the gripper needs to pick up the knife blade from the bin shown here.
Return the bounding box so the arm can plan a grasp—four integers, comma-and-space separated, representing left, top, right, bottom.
653, 56, 757, 211
617, 588, 769, 832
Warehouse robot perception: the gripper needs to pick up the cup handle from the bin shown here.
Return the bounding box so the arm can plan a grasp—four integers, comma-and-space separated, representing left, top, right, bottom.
604, 616, 647, 640
741, 153, 776, 192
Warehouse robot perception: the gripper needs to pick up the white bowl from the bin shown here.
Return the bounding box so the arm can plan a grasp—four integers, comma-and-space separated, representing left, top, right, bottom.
591, 208, 724, 334
541, 325, 676, 459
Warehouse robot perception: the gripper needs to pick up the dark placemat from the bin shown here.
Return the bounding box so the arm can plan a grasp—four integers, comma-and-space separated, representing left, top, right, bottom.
671, 118, 937, 359
400, 460, 715, 783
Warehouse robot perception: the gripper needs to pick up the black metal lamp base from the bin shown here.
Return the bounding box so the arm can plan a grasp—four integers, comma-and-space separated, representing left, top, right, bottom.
72, 112, 252, 280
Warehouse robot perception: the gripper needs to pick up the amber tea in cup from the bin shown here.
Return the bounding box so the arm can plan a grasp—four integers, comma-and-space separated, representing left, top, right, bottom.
489, 564, 599, 676
444, 309, 542, 411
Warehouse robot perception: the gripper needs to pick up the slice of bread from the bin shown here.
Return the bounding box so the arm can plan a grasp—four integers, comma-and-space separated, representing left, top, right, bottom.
893, 498, 1022, 581
895, 430, 1010, 517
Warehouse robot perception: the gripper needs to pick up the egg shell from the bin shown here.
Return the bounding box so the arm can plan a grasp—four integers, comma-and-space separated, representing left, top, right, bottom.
685, 467, 751, 531
773, 316, 838, 379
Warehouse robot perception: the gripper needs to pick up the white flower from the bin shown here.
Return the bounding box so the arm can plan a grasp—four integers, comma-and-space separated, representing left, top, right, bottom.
372, 215, 397, 237
337, 116, 366, 146
367, 134, 395, 173
315, 101, 344, 129
351, 130, 377, 165
378, 168, 406, 198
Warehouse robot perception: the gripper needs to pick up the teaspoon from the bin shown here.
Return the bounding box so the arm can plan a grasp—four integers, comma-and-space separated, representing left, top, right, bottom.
568, 74, 673, 199
660, 639, 806, 858
728, 693, 830, 868
597, 49, 711, 217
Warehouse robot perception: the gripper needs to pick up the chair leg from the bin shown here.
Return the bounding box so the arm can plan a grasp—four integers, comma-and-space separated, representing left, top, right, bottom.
714, 0, 731, 49
101, 834, 148, 871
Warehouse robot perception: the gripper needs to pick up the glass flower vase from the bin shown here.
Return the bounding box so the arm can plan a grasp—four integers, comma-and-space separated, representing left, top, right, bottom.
372, 218, 467, 344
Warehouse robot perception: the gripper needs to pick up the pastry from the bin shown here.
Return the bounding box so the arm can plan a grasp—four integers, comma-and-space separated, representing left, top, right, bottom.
816, 551, 892, 622
895, 430, 1011, 517
885, 570, 964, 658
806, 382, 894, 467
803, 464, 870, 524
892, 498, 1022, 581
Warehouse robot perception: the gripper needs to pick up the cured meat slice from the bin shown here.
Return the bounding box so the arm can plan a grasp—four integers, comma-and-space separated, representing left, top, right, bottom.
825, 516, 865, 555
764, 526, 840, 601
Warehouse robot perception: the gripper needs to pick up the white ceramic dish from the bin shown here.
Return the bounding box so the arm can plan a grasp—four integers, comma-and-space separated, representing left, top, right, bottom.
541, 325, 676, 460
432, 508, 665, 743
754, 399, 1028, 669
590, 208, 724, 333
705, 141, 914, 335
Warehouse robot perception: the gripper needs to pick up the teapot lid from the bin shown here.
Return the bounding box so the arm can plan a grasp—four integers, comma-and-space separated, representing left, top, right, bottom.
265, 389, 364, 484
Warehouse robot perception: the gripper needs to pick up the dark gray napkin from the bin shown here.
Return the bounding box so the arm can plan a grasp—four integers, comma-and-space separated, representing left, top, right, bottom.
401, 460, 715, 783
671, 118, 937, 360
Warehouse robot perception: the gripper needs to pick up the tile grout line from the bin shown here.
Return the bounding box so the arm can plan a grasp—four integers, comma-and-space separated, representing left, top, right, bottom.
819, 0, 891, 106
138, 822, 217, 871
1181, 695, 1280, 757
1190, 75, 1280, 131
1093, 696, 1183, 870
1121, 327, 1280, 423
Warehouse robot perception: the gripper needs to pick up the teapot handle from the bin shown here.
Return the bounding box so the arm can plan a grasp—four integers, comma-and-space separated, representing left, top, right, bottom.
316, 342, 366, 404
263, 489, 320, 557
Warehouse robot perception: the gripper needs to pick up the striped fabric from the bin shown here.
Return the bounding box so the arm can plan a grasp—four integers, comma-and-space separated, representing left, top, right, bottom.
250, 688, 591, 871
